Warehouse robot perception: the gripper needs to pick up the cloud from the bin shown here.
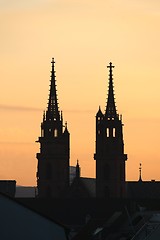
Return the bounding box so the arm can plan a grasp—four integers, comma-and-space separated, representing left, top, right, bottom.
0, 0, 50, 10
64, 109, 95, 114
0, 141, 34, 145
0, 104, 42, 112
0, 104, 95, 113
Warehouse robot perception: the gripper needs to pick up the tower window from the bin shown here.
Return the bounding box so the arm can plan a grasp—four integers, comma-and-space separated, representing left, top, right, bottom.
104, 186, 110, 198
106, 128, 109, 137
46, 163, 52, 179
104, 164, 110, 180
41, 129, 44, 137
46, 186, 52, 198
54, 129, 58, 137
120, 165, 124, 181
113, 128, 116, 137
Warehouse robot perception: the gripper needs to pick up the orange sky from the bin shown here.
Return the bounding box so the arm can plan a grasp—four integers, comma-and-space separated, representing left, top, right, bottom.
0, 0, 160, 186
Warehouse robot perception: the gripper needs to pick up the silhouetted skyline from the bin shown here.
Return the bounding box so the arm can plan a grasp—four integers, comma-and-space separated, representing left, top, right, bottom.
0, 1, 160, 185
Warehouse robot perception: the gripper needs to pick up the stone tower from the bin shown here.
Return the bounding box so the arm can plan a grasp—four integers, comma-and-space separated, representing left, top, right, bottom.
36, 58, 70, 198
94, 62, 127, 198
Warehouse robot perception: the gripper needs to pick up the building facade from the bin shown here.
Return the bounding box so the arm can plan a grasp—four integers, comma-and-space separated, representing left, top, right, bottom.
94, 62, 127, 198
36, 59, 70, 198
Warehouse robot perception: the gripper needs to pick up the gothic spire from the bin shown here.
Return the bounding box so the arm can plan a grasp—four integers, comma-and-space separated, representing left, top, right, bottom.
46, 58, 60, 121
105, 62, 117, 118
96, 106, 103, 117
76, 160, 80, 178
139, 163, 142, 182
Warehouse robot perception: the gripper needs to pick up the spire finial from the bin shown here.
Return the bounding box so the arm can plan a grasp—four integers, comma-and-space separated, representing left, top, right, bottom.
76, 159, 80, 178
46, 58, 60, 121
51, 57, 55, 67
51, 58, 55, 75
139, 163, 142, 182
107, 62, 115, 73
105, 62, 117, 118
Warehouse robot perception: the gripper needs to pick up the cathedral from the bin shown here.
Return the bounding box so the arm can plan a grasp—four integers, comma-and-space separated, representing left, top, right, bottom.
36, 58, 128, 199
94, 62, 127, 198
36, 59, 70, 198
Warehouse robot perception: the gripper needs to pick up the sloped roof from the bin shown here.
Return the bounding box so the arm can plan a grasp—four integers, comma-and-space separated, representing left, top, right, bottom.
16, 186, 35, 197
126, 181, 160, 199
0, 192, 68, 240
80, 178, 96, 198
71, 178, 160, 199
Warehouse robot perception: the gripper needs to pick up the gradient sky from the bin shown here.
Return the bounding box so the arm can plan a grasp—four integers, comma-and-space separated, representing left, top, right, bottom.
0, 0, 160, 186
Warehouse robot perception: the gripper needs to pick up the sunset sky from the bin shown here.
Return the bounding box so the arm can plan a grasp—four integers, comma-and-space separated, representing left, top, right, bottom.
0, 0, 160, 186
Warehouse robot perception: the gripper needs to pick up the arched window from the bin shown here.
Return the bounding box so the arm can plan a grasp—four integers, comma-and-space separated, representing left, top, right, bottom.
120, 165, 124, 181
41, 129, 44, 137
120, 186, 124, 197
113, 128, 116, 137
106, 128, 109, 137
54, 129, 58, 137
46, 163, 52, 180
104, 186, 110, 198
46, 186, 52, 198
104, 164, 110, 180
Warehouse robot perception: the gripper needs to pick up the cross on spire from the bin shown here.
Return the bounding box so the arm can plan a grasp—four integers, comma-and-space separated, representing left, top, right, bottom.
107, 62, 115, 72
105, 62, 117, 118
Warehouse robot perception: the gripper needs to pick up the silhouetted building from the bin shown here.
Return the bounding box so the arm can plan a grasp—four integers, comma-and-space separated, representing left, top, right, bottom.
126, 165, 160, 199
15, 59, 160, 239
69, 166, 76, 185
69, 162, 81, 185
0, 180, 16, 197
94, 62, 127, 198
36, 58, 70, 198
16, 186, 36, 198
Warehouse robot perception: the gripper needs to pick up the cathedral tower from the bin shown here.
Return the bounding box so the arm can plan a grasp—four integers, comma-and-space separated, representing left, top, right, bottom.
94, 62, 127, 198
36, 58, 70, 198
